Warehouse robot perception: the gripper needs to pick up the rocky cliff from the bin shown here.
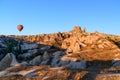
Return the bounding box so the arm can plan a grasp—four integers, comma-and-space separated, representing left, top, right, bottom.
0, 26, 120, 80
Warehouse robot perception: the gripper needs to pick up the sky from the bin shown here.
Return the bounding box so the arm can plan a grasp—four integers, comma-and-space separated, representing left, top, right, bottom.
0, 0, 120, 35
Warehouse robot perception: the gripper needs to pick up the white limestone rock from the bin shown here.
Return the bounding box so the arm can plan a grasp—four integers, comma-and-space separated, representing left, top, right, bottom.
112, 58, 120, 68
21, 43, 39, 50
66, 60, 86, 69
0, 71, 10, 77
18, 49, 38, 60
42, 51, 50, 60
0, 53, 18, 70
29, 55, 42, 66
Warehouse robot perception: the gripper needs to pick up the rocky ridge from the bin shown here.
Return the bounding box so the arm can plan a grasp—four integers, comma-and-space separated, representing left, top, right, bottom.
0, 26, 120, 80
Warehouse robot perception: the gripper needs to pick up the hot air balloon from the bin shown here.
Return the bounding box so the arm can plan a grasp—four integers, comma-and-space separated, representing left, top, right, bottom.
17, 24, 23, 32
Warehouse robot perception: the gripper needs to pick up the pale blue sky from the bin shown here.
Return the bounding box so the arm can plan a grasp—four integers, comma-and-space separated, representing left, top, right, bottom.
0, 0, 120, 35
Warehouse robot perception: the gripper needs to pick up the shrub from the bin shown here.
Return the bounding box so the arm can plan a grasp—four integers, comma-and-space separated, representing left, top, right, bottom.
7, 40, 23, 55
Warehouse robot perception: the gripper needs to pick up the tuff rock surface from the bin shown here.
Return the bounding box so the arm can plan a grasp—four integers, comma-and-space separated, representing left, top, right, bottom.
0, 26, 120, 80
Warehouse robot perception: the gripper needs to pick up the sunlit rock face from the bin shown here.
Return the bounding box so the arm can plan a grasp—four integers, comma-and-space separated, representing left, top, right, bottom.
0, 26, 120, 79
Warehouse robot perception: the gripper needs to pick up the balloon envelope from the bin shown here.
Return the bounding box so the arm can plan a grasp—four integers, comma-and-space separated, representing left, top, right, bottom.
17, 25, 23, 31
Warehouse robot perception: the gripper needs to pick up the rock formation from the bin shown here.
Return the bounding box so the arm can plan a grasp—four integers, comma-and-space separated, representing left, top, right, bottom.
0, 26, 120, 79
